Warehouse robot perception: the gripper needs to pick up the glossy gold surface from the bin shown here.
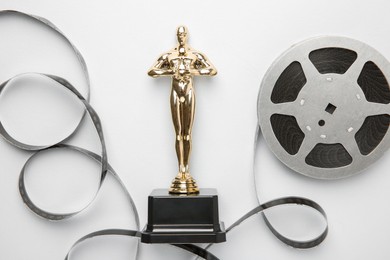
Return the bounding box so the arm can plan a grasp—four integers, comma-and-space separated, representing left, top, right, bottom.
148, 26, 217, 194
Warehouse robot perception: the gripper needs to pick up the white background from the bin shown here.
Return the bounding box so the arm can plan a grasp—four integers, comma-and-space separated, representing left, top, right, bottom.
0, 0, 389, 259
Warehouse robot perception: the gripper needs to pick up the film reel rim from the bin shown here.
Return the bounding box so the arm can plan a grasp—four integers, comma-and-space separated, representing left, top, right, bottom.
258, 36, 390, 179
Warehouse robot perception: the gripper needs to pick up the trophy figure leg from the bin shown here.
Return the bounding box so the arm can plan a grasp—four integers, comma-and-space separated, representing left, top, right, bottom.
169, 86, 199, 194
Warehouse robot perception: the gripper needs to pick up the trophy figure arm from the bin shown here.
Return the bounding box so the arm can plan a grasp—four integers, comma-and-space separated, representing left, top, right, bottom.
147, 53, 174, 77
191, 53, 217, 76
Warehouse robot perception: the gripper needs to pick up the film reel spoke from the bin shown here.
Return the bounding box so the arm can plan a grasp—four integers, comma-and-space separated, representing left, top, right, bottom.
295, 137, 318, 162
340, 135, 363, 161
298, 57, 321, 82
362, 102, 390, 117
344, 54, 369, 80
269, 102, 299, 117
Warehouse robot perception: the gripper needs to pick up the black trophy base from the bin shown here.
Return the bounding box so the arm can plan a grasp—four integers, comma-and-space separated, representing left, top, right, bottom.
141, 188, 226, 244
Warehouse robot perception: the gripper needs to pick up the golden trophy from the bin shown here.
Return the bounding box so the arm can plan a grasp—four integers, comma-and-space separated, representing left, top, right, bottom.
148, 26, 217, 194
141, 26, 226, 244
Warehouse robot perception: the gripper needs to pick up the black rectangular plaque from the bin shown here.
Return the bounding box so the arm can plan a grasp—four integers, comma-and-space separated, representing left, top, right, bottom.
141, 188, 226, 244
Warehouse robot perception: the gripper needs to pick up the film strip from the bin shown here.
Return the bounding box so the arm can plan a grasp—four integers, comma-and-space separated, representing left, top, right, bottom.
1, 10, 329, 260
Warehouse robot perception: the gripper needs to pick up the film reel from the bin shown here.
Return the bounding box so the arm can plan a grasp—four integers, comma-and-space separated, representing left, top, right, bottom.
258, 36, 390, 179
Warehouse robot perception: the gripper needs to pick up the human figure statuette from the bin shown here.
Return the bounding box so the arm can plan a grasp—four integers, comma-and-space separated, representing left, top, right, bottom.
148, 26, 217, 194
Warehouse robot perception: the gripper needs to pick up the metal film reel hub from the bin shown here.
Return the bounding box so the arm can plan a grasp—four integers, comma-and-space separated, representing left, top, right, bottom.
258, 36, 390, 179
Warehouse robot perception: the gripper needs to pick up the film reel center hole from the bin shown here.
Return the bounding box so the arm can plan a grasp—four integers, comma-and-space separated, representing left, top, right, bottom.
318, 120, 325, 126
325, 103, 337, 114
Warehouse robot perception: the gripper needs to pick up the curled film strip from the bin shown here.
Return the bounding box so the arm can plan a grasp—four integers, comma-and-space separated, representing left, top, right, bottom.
1, 10, 329, 260
0, 10, 221, 259
0, 10, 90, 151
